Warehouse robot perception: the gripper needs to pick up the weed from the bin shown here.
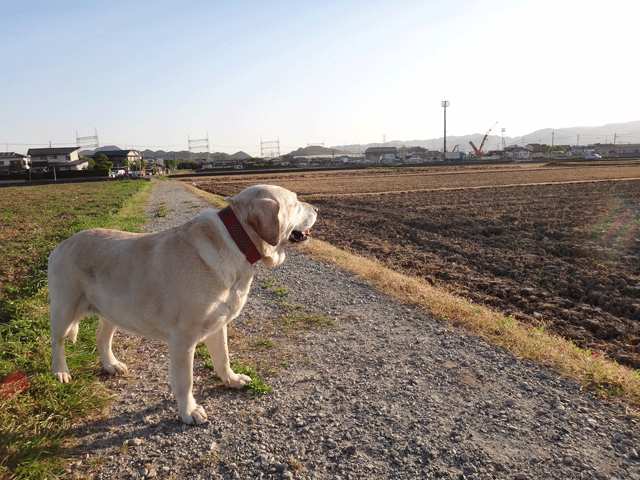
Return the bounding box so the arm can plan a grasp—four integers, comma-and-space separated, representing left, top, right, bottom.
287, 456, 302, 474
277, 310, 335, 335
153, 201, 169, 218
261, 278, 290, 297
198, 345, 273, 397
252, 339, 276, 350
195, 344, 214, 370
278, 300, 304, 310
229, 360, 273, 396
500, 315, 516, 330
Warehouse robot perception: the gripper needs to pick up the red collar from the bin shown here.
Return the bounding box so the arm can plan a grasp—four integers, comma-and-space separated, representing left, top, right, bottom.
218, 206, 262, 264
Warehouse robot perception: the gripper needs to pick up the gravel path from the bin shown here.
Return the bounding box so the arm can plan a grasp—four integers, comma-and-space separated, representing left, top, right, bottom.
67, 180, 640, 480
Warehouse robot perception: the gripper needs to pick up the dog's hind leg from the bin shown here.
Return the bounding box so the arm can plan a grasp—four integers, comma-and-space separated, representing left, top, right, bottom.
204, 325, 251, 389
96, 317, 129, 376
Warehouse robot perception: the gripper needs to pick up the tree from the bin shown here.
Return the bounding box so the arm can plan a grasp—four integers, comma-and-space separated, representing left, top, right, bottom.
164, 158, 179, 170
91, 154, 112, 172
177, 160, 199, 170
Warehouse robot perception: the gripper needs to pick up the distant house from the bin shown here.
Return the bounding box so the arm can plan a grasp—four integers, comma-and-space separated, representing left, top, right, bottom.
426, 150, 443, 161
91, 149, 142, 170
144, 158, 169, 175
27, 147, 87, 172
0, 152, 30, 174
364, 147, 397, 164
504, 146, 531, 161
594, 143, 640, 158
525, 143, 545, 156
407, 146, 427, 158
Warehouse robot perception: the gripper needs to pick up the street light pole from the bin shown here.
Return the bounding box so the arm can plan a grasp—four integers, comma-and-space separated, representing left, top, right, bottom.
441, 100, 449, 159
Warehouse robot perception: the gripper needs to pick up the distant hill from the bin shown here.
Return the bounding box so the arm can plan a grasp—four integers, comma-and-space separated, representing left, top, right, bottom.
331, 120, 640, 155
231, 151, 251, 160
75, 120, 640, 160
141, 149, 190, 160
80, 147, 249, 161
288, 145, 349, 156
79, 145, 122, 156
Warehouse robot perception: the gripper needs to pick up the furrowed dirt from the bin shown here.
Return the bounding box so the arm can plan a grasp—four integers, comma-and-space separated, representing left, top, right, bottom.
190, 163, 640, 369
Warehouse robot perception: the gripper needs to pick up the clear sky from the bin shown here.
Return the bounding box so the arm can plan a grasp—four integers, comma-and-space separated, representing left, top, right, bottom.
1, 0, 638, 156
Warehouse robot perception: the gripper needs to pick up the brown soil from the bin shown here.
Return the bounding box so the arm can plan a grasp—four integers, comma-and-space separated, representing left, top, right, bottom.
192, 164, 640, 369
309, 181, 640, 369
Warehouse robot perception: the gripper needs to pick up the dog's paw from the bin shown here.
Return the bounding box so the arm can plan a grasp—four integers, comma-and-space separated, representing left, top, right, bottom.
180, 404, 208, 425
53, 371, 72, 383
224, 373, 252, 389
103, 361, 128, 376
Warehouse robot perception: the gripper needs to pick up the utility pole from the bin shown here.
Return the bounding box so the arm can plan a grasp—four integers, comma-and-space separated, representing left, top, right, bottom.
576, 134, 580, 146
614, 133, 617, 145
441, 100, 449, 155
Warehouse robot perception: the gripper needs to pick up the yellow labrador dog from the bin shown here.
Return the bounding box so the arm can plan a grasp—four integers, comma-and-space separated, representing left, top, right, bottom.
48, 185, 317, 425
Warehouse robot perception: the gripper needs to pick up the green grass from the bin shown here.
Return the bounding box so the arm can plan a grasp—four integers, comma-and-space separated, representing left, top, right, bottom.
261, 278, 278, 290
0, 179, 152, 479
196, 344, 274, 397
261, 278, 290, 297
230, 360, 273, 396
252, 338, 276, 350
277, 310, 335, 336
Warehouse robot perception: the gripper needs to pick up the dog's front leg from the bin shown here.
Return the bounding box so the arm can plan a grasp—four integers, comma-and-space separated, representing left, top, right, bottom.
168, 338, 207, 425
204, 325, 251, 388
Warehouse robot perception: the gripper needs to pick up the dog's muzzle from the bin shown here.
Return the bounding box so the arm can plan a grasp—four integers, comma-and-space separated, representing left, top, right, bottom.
289, 230, 310, 243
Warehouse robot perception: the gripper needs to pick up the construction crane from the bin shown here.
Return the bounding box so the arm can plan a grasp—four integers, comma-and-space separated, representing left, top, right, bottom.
469, 122, 498, 156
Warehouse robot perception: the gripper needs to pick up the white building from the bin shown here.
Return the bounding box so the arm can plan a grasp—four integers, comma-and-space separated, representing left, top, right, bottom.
27, 147, 87, 172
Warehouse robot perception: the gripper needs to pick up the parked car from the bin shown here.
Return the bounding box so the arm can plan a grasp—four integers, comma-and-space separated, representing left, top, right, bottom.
586, 153, 602, 160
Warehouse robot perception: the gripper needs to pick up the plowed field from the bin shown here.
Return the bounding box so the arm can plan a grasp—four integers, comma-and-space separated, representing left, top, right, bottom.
189, 162, 640, 368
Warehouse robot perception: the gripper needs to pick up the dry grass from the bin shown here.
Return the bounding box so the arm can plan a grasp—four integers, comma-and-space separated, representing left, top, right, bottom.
302, 238, 640, 414
182, 182, 227, 208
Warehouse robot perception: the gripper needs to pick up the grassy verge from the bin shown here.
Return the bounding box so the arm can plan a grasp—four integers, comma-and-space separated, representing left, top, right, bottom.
0, 180, 152, 479
302, 238, 640, 414
182, 182, 228, 208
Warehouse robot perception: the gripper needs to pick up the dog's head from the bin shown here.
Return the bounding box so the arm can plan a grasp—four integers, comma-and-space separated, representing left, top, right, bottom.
226, 185, 317, 267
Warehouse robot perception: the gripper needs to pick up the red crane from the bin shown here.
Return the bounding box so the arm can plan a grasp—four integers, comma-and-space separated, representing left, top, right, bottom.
469, 122, 498, 156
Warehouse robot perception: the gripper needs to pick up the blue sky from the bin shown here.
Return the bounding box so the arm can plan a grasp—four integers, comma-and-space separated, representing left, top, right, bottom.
1, 0, 638, 155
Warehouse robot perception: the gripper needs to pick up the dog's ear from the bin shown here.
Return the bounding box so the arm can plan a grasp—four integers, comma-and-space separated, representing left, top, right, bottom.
248, 198, 280, 246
